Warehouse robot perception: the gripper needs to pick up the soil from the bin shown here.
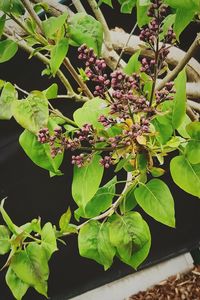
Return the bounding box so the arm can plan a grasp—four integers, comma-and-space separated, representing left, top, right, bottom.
129, 266, 200, 300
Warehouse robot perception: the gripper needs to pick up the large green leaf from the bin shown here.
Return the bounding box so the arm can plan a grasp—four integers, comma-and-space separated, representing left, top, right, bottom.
164, 0, 199, 38
170, 155, 200, 198
174, 8, 196, 39
109, 212, 151, 269
0, 82, 17, 120
136, 0, 150, 27
11, 243, 49, 297
19, 130, 62, 174
72, 154, 104, 209
13, 92, 49, 133
134, 179, 175, 227
50, 38, 69, 76
73, 98, 109, 129
75, 177, 117, 219
6, 268, 29, 300
69, 13, 103, 55
42, 13, 68, 39
172, 69, 186, 129
0, 225, 11, 255
0, 39, 18, 63
41, 223, 57, 260
78, 221, 115, 270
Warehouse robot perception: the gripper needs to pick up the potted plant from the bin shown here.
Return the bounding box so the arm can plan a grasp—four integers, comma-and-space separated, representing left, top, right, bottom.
0, 0, 200, 299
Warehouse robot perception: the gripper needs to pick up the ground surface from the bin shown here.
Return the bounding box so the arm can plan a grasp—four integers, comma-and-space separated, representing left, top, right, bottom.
129, 266, 200, 300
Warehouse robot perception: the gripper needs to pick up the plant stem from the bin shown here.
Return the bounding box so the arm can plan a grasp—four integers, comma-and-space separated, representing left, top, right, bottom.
157, 34, 200, 90
21, 0, 43, 32
49, 109, 77, 126
63, 58, 93, 98
14, 84, 29, 96
76, 173, 134, 230
72, 0, 86, 13
87, 0, 112, 50
57, 94, 88, 102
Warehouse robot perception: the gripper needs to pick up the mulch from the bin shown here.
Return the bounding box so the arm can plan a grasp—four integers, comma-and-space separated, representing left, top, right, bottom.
129, 266, 200, 300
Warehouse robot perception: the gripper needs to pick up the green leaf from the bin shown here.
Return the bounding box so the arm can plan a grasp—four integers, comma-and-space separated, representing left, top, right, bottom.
0, 225, 11, 255
150, 167, 165, 177
19, 130, 62, 174
118, 0, 137, 13
78, 221, 115, 270
59, 207, 71, 232
165, 0, 199, 9
0, 82, 17, 120
186, 121, 200, 140
159, 14, 175, 41
43, 83, 58, 99
0, 14, 6, 38
98, 0, 113, 7
11, 243, 49, 297
151, 117, 173, 144
41, 223, 57, 260
120, 186, 137, 214
134, 179, 175, 227
6, 268, 29, 300
50, 38, 69, 76
0, 39, 18, 63
177, 114, 191, 138
72, 154, 104, 210
75, 177, 117, 219
136, 0, 150, 27
42, 13, 68, 39
73, 98, 109, 129
124, 50, 141, 75
109, 212, 151, 269
185, 121, 200, 164
13, 92, 49, 133
0, 200, 20, 235
0, 0, 25, 15
69, 13, 103, 55
185, 141, 200, 164
174, 8, 195, 39
170, 155, 200, 198
172, 69, 186, 129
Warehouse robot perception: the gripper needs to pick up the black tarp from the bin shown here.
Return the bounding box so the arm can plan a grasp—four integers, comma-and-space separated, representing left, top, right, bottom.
0, 2, 200, 299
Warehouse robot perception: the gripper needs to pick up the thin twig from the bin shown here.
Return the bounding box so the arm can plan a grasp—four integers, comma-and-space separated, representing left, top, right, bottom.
115, 22, 138, 69
157, 34, 200, 90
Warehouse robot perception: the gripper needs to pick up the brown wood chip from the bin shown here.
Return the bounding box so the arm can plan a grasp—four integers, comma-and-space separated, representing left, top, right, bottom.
129, 266, 200, 300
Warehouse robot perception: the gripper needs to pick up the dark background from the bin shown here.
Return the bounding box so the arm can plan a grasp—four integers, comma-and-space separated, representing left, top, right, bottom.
0, 1, 200, 299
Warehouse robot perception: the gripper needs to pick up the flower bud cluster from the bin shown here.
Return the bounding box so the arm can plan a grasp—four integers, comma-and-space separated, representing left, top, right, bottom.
78, 44, 110, 98
155, 82, 175, 104
139, 0, 176, 78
